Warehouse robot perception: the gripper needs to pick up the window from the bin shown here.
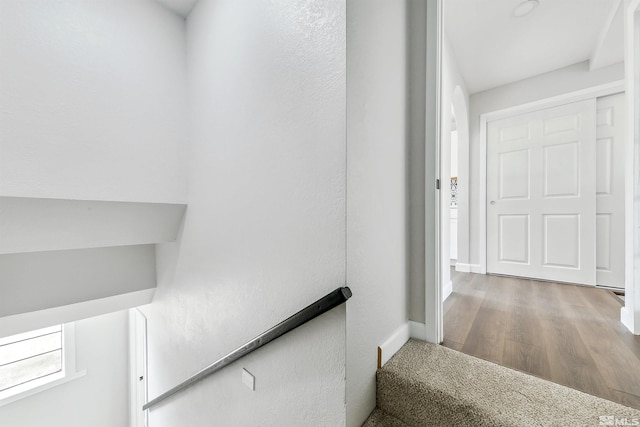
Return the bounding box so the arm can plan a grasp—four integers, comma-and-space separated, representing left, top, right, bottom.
0, 325, 63, 393
0, 324, 85, 406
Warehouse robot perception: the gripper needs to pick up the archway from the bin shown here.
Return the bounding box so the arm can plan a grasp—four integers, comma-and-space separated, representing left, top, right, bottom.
441, 85, 469, 302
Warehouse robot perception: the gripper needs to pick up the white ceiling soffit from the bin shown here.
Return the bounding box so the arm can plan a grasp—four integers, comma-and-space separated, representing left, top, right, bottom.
444, 0, 623, 94
154, 0, 198, 17
0, 197, 186, 254
590, 0, 625, 71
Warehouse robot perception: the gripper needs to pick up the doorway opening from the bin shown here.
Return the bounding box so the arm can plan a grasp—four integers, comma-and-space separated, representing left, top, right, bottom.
437, 0, 640, 409
129, 308, 148, 427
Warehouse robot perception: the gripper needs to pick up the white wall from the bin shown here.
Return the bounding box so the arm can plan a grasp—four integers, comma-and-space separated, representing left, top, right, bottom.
142, 1, 347, 426
0, 1, 187, 424
451, 131, 459, 178
0, 311, 130, 427
347, 0, 409, 424
440, 35, 470, 288
467, 61, 625, 268
0, 0, 188, 203
407, 0, 427, 326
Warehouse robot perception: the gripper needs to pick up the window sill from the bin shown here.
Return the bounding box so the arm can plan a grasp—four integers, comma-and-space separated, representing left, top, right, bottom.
0, 370, 87, 408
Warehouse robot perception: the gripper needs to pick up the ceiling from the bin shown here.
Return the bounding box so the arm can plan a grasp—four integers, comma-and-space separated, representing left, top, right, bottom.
445, 0, 624, 94
154, 0, 624, 93
154, 0, 198, 17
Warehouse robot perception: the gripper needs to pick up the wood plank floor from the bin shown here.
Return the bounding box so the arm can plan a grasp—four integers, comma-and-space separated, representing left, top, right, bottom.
443, 270, 640, 409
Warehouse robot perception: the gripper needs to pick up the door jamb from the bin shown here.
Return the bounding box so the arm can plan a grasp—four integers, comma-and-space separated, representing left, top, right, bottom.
621, 0, 640, 334
425, 0, 444, 344
129, 308, 149, 427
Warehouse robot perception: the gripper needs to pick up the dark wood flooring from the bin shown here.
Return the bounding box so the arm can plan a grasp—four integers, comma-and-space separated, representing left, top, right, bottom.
443, 270, 640, 409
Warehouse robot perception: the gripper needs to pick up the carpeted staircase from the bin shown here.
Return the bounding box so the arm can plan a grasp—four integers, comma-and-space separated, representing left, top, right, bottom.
364, 339, 640, 426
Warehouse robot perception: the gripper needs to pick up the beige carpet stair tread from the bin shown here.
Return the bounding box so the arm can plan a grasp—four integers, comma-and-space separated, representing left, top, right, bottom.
377, 339, 640, 427
362, 409, 410, 427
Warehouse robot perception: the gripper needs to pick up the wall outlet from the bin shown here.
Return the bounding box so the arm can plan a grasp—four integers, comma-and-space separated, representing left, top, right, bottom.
242, 368, 255, 391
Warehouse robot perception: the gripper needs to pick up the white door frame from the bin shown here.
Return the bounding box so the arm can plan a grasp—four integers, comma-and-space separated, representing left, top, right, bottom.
129, 308, 149, 427
425, 0, 444, 344
478, 81, 625, 276
621, 0, 640, 334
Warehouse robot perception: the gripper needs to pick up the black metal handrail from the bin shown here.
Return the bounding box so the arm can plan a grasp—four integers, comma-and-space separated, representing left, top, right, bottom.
143, 286, 352, 411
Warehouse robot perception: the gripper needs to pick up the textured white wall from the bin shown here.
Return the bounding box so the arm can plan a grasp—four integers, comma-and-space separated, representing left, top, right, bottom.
346, 0, 409, 424
142, 1, 347, 426
0, 1, 187, 424
0, 0, 188, 203
451, 131, 458, 180
467, 61, 625, 268
0, 311, 130, 427
153, 0, 197, 17
407, 0, 427, 325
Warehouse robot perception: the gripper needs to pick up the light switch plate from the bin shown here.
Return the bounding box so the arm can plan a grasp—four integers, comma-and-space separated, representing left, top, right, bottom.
242, 368, 255, 391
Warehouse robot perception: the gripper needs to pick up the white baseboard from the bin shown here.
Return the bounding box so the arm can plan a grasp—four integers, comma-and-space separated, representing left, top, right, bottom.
409, 320, 440, 344
455, 263, 483, 274
443, 280, 453, 301
455, 263, 471, 272
450, 259, 457, 266
471, 265, 484, 274
417, 320, 440, 343
409, 321, 427, 341
378, 323, 410, 368
621, 307, 638, 335
377, 321, 437, 368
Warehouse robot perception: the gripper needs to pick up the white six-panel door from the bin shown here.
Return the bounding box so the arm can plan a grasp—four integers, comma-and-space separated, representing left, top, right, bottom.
596, 93, 626, 289
487, 99, 597, 285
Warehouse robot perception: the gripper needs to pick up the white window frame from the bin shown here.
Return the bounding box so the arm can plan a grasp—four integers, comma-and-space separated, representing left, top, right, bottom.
0, 323, 86, 408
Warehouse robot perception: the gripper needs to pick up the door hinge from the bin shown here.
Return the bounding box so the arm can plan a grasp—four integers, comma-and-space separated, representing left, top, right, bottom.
436, 179, 441, 190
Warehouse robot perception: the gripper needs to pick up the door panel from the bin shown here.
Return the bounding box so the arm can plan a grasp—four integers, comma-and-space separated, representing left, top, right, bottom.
596, 213, 612, 271
498, 214, 529, 263
487, 99, 597, 285
499, 149, 530, 199
543, 214, 580, 268
543, 114, 580, 135
596, 138, 613, 195
543, 142, 579, 197
596, 93, 625, 288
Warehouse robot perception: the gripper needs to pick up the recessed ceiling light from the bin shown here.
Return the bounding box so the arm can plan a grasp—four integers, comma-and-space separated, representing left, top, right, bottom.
513, 0, 539, 17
